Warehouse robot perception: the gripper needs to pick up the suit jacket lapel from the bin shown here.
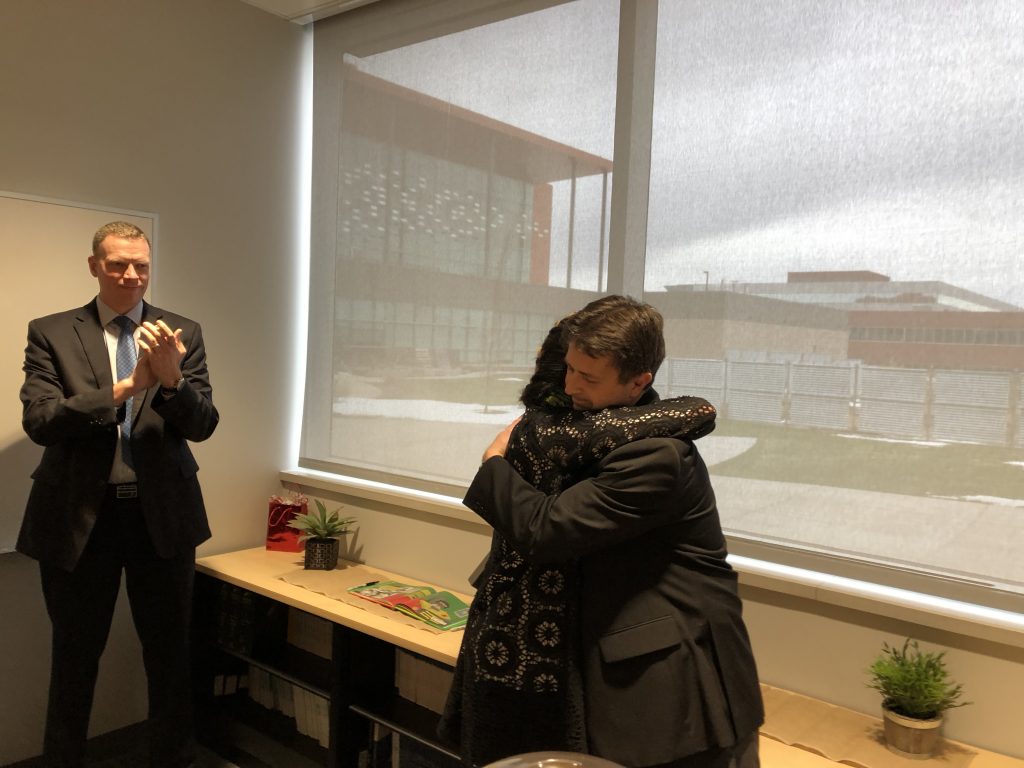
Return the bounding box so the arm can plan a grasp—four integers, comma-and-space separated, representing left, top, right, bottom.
73, 300, 113, 390
141, 301, 161, 325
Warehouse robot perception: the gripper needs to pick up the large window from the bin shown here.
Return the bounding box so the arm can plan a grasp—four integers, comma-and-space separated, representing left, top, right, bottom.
306, 0, 619, 493
306, 0, 1024, 610
646, 0, 1024, 605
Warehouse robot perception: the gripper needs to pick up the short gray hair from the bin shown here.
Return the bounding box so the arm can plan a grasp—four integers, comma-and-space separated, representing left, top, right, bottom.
92, 221, 150, 256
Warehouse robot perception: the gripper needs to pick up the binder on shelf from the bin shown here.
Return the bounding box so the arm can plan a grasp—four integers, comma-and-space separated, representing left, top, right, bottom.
272, 675, 295, 718
396, 650, 455, 715
313, 693, 330, 747
246, 665, 262, 708
362, 723, 394, 768
287, 607, 333, 659
216, 583, 256, 655
293, 685, 311, 738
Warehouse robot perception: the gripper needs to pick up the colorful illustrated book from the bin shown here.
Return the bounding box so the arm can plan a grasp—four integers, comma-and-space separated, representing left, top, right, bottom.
349, 581, 469, 631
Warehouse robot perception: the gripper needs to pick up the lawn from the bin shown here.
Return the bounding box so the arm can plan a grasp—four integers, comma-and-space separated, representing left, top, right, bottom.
356, 373, 1024, 501
710, 418, 1024, 501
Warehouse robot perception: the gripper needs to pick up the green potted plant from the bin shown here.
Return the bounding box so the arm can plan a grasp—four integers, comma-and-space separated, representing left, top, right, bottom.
867, 638, 969, 758
286, 499, 357, 570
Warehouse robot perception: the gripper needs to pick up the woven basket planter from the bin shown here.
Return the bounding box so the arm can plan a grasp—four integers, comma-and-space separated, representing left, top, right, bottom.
882, 707, 943, 759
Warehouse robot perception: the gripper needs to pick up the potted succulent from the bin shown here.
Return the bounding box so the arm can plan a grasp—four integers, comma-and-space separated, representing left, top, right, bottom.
286, 499, 356, 570
867, 638, 969, 758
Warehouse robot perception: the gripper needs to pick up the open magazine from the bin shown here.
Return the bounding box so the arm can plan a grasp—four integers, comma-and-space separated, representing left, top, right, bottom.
348, 580, 469, 631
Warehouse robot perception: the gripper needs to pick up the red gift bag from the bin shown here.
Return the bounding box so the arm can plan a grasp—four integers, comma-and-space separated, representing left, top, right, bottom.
265, 494, 307, 552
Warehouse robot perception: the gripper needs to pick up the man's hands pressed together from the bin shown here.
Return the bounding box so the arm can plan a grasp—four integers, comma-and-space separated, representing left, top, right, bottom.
112, 319, 186, 404
138, 319, 186, 388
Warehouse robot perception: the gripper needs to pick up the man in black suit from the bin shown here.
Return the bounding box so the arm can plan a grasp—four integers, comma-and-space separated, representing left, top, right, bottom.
463, 296, 763, 767
18, 221, 219, 768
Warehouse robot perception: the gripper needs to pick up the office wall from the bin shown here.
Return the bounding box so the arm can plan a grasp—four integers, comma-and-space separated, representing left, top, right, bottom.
740, 587, 1024, 758
0, 0, 305, 763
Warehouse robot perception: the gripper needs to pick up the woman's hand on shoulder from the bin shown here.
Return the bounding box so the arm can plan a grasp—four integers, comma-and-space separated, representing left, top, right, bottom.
482, 416, 522, 463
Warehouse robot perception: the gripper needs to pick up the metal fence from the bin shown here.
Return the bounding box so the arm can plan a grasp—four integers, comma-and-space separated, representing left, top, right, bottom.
657, 359, 1023, 447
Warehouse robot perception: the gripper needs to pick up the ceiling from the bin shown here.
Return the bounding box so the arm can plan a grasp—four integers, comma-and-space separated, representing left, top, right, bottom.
239, 0, 377, 24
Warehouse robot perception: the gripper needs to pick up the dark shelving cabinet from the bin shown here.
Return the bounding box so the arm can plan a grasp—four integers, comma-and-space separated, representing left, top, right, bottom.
191, 552, 465, 768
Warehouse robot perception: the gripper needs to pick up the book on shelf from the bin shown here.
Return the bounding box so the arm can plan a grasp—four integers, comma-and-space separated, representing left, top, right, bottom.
396, 650, 455, 715
287, 607, 333, 660
348, 580, 469, 631
313, 693, 330, 747
292, 685, 310, 738
289, 684, 330, 746
272, 675, 295, 718
211, 667, 244, 697
215, 583, 256, 654
247, 666, 272, 710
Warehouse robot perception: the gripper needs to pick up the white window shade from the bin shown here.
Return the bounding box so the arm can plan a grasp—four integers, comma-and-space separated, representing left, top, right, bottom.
305, 0, 619, 496
305, 0, 1024, 611
646, 0, 1024, 604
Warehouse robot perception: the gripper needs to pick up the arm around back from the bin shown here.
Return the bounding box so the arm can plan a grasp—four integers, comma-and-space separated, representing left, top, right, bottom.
464, 437, 709, 561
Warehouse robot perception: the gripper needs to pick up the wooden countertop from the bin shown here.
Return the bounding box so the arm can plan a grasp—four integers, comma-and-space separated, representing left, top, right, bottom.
196, 547, 465, 665
197, 548, 1022, 767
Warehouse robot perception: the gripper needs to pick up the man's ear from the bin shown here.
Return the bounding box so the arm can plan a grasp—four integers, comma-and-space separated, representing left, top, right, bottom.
631, 371, 654, 396
87, 255, 99, 277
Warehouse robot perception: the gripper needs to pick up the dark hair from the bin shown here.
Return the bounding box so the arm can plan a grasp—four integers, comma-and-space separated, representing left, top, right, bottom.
520, 321, 571, 409
562, 295, 665, 382
92, 221, 150, 257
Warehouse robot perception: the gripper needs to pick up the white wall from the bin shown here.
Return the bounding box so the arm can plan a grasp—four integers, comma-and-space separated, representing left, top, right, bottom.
0, 0, 305, 763
741, 586, 1024, 758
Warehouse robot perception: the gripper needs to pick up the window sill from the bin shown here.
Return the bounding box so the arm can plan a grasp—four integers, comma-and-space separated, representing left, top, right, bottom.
280, 468, 482, 527
759, 684, 1024, 766
733, 556, 1024, 648
280, 468, 1024, 648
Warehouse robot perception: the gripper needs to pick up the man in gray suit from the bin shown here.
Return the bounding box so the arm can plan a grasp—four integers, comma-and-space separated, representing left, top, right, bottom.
464, 295, 763, 767
18, 221, 218, 768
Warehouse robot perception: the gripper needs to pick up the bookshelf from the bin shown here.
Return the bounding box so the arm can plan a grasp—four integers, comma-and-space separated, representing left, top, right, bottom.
192, 548, 466, 768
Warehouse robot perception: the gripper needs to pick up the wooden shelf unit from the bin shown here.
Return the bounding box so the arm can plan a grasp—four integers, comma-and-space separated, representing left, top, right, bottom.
192, 548, 465, 768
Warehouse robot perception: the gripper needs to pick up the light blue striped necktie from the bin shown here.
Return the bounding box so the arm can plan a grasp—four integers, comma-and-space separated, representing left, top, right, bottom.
113, 315, 137, 468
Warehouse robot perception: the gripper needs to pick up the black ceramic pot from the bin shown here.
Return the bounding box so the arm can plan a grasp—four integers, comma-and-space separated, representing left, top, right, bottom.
304, 537, 339, 570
